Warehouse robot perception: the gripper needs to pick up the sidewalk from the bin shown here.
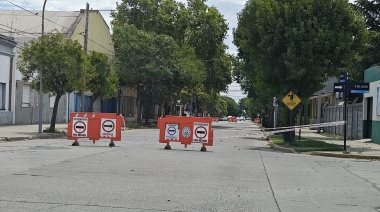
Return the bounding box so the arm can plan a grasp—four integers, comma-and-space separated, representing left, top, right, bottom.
0, 123, 67, 141
271, 128, 380, 160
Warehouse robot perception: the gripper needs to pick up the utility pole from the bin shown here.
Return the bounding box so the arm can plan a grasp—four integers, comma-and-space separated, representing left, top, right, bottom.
80, 3, 89, 112
39, 0, 47, 134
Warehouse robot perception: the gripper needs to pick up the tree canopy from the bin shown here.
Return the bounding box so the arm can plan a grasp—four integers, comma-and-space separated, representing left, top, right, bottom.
234, 0, 367, 102
86, 51, 119, 112
18, 32, 86, 132
112, 0, 232, 118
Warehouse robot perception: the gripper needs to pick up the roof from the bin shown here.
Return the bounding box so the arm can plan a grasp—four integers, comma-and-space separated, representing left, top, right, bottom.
0, 10, 81, 41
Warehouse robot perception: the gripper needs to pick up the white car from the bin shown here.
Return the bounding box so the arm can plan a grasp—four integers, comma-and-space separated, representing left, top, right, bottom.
237, 117, 245, 121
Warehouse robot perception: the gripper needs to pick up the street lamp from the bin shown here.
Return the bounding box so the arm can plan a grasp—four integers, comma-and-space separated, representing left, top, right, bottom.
38, 0, 47, 134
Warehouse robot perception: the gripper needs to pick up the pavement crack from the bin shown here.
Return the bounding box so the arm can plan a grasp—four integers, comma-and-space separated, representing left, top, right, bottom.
258, 148, 281, 212
343, 165, 380, 193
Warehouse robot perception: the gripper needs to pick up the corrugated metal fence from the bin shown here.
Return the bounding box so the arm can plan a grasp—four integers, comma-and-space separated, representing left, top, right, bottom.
322, 103, 363, 139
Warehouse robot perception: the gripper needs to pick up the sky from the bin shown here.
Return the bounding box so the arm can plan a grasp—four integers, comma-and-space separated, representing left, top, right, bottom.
0, 0, 248, 103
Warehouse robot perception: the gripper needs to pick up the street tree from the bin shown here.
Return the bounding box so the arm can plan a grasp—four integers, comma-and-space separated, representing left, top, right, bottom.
113, 24, 204, 123
221, 96, 239, 117
112, 0, 232, 116
86, 51, 119, 112
234, 0, 366, 142
235, 0, 366, 100
352, 0, 380, 79
18, 32, 86, 132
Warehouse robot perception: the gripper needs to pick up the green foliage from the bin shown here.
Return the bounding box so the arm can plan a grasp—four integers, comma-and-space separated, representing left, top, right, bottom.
86, 51, 119, 111
18, 32, 86, 131
112, 0, 232, 117
221, 96, 239, 116
234, 0, 367, 108
18, 32, 86, 94
352, 0, 380, 77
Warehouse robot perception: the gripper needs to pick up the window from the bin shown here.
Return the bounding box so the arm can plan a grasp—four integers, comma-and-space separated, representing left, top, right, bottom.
22, 84, 31, 107
50, 95, 56, 108
0, 83, 5, 110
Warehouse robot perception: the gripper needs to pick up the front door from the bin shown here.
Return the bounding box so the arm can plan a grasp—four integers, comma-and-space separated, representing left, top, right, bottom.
366, 97, 373, 138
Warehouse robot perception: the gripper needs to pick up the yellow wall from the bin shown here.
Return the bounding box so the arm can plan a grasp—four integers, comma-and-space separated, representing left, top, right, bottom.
70, 10, 114, 56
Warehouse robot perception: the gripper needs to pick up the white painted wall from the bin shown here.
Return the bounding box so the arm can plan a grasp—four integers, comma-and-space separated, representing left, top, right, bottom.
0, 54, 10, 111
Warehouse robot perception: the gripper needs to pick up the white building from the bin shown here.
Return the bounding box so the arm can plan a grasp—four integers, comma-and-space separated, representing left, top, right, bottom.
0, 34, 16, 125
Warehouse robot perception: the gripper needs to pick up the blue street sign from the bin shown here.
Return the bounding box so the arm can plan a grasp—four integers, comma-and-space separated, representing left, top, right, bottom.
334, 82, 344, 92
348, 82, 370, 93
340, 72, 348, 83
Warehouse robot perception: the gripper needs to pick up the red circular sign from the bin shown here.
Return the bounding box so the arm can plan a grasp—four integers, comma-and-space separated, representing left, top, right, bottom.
195, 126, 207, 139
102, 120, 115, 133
73, 121, 86, 133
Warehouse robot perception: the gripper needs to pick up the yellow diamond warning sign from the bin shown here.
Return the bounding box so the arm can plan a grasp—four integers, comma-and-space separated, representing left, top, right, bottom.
282, 91, 301, 110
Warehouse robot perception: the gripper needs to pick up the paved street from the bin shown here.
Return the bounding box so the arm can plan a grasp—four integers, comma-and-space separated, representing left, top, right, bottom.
0, 121, 380, 211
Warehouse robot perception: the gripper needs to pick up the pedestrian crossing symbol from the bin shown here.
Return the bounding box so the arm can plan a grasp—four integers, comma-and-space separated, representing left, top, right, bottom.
282, 91, 301, 110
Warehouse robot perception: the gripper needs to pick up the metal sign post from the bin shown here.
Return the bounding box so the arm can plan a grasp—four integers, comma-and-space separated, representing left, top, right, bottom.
343, 74, 348, 152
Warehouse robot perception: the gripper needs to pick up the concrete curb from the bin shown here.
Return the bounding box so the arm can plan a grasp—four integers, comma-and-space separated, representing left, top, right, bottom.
310, 152, 380, 160
269, 143, 380, 160
0, 133, 66, 142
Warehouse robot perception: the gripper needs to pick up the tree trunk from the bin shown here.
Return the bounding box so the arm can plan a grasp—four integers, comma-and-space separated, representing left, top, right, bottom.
284, 107, 298, 144
49, 93, 63, 133
88, 92, 100, 112
144, 103, 150, 124
136, 87, 142, 124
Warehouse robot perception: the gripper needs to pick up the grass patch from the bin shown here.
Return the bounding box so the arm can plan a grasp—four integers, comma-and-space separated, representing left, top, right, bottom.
271, 135, 344, 152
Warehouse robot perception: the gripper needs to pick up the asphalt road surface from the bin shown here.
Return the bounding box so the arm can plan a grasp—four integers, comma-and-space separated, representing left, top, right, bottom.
0, 121, 380, 212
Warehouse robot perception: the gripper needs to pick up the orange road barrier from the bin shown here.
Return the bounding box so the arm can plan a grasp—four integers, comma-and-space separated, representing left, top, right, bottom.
254, 118, 261, 123
67, 112, 125, 147
211, 117, 219, 122
227, 116, 237, 123
158, 116, 214, 151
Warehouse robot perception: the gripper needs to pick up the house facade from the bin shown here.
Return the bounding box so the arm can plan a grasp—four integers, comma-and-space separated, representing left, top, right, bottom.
363, 66, 380, 144
0, 9, 122, 125
0, 34, 16, 125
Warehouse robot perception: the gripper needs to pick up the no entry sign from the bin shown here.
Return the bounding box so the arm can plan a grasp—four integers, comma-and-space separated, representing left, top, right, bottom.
193, 122, 209, 143
165, 124, 179, 140
100, 118, 116, 137
72, 117, 88, 137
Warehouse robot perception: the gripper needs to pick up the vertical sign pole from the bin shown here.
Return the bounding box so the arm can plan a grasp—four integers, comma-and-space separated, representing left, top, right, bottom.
343, 72, 348, 152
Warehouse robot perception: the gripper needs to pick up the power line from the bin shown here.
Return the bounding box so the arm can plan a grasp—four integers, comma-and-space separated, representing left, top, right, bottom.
0, 23, 40, 36
3, 0, 39, 15
3, 0, 115, 55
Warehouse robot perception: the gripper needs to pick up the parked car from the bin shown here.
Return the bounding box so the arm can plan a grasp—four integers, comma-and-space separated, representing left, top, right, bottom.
219, 116, 228, 121
245, 117, 251, 121
237, 116, 245, 121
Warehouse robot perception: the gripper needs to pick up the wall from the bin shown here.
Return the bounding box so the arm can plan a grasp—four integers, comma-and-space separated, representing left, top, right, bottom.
363, 80, 380, 144
0, 112, 12, 125
323, 103, 363, 139
14, 81, 68, 125
70, 10, 114, 55
364, 66, 380, 83
0, 35, 16, 125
